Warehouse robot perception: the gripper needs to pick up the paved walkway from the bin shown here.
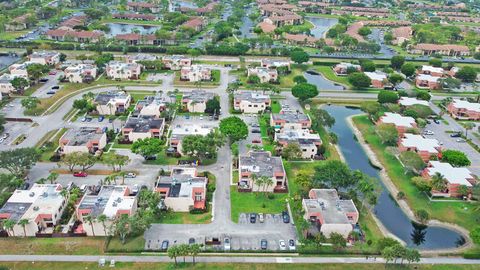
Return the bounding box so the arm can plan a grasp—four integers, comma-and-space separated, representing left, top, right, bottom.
0, 254, 479, 265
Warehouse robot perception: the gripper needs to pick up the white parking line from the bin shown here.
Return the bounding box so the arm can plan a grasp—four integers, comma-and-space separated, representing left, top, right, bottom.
276, 257, 293, 263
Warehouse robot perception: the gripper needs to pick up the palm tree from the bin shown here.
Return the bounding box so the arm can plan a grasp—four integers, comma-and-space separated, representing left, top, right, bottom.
84, 215, 95, 237
262, 176, 274, 196
18, 219, 29, 237
97, 214, 108, 236
464, 122, 475, 139
3, 219, 16, 236
431, 172, 447, 192
190, 244, 201, 265
47, 172, 59, 184
250, 173, 257, 192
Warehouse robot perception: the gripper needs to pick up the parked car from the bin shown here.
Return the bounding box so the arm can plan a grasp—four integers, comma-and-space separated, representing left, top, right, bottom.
39, 78, 49, 83
250, 213, 257, 223
73, 171, 88, 177
423, 130, 434, 135
46, 91, 56, 95
258, 213, 264, 223
21, 182, 30, 190
145, 155, 157, 160
199, 115, 204, 120
288, 239, 296, 251
251, 129, 261, 133
131, 184, 139, 194
51, 85, 60, 90
260, 239, 268, 250
161, 240, 169, 251
86, 117, 93, 122
125, 172, 136, 178
282, 211, 290, 223
434, 119, 441, 124
252, 139, 261, 143
98, 116, 104, 122
279, 240, 286, 250
81, 117, 87, 122
224, 237, 231, 251
188, 238, 195, 245
450, 133, 461, 138
456, 138, 466, 143
48, 71, 57, 75
80, 184, 87, 192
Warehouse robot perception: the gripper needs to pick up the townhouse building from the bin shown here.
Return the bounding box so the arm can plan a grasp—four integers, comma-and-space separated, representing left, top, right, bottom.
238, 151, 287, 192
59, 127, 107, 155
234, 91, 271, 114
121, 116, 165, 142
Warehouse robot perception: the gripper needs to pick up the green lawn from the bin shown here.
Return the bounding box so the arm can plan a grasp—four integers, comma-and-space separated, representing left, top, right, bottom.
230, 186, 288, 223
106, 235, 145, 253
38, 128, 68, 162
271, 100, 281, 113
278, 64, 308, 88
352, 115, 479, 232
173, 70, 221, 88
314, 66, 352, 89
158, 210, 212, 224
232, 169, 239, 184
0, 237, 105, 255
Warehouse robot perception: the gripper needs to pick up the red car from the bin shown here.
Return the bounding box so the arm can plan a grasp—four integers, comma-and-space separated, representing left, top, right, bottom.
49, 71, 57, 75
73, 171, 88, 177
252, 139, 261, 144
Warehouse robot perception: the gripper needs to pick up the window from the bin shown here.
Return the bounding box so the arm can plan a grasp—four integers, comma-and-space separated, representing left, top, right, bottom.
194, 192, 202, 201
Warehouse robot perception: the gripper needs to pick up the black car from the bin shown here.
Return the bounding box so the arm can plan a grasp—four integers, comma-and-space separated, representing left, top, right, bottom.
161, 240, 169, 251
51, 85, 60, 90
433, 119, 441, 124
260, 239, 268, 250
39, 78, 49, 83
250, 213, 257, 223
188, 238, 195, 245
282, 211, 290, 223
450, 133, 461, 138
144, 155, 157, 160
251, 129, 261, 133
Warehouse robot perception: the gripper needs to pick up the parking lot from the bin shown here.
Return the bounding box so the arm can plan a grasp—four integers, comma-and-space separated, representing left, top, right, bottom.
423, 121, 480, 175
32, 71, 64, 98
0, 121, 34, 149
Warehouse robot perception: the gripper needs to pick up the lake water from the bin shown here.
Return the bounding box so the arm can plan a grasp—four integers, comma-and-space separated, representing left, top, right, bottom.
0, 54, 21, 71
304, 70, 344, 91
324, 105, 466, 250
105, 23, 160, 37
307, 17, 338, 39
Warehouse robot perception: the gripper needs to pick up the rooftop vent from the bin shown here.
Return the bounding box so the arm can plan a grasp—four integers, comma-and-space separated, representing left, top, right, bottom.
29, 192, 35, 197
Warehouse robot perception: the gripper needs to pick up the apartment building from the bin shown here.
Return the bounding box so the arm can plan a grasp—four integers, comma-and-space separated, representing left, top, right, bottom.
238, 151, 287, 192
180, 65, 212, 82
121, 116, 165, 142
422, 161, 476, 197
106, 61, 142, 80
94, 91, 132, 115
64, 63, 97, 83
398, 133, 441, 162
447, 99, 480, 120
270, 112, 311, 131
333, 62, 362, 76
234, 91, 271, 114
377, 112, 417, 135
28, 51, 61, 66
59, 127, 107, 155
247, 67, 278, 83
170, 124, 214, 155
162, 55, 192, 70
181, 90, 215, 113
275, 129, 322, 159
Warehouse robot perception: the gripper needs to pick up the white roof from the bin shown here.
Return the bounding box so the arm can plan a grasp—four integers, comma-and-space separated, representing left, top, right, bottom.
400, 133, 440, 153
421, 65, 444, 74
451, 99, 480, 113
102, 188, 136, 218
417, 74, 440, 83
336, 62, 361, 69
380, 112, 416, 128
427, 161, 474, 186
399, 97, 429, 107
171, 124, 213, 137
364, 71, 387, 81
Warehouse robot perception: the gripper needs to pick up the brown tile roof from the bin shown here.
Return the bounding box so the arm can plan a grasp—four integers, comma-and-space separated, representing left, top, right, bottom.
414, 43, 470, 52
116, 33, 156, 41
392, 26, 412, 38
268, 14, 302, 22
182, 17, 204, 29
127, 1, 155, 8
257, 22, 277, 33
346, 21, 365, 42
284, 33, 318, 43
47, 28, 103, 39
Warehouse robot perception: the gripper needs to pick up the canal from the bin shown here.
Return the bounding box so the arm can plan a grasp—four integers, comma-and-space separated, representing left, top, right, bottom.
324, 105, 466, 250
304, 70, 344, 91
307, 16, 338, 39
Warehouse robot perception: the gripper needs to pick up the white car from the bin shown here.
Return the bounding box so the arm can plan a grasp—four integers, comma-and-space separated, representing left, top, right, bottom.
125, 172, 136, 178
279, 240, 286, 250
224, 237, 231, 251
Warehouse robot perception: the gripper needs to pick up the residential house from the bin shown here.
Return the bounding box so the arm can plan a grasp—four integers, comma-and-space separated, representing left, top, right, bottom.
422, 161, 476, 197
162, 55, 192, 70
302, 189, 359, 238
247, 67, 278, 83
170, 124, 214, 155
417, 65, 445, 77
155, 167, 207, 212
0, 74, 24, 94
46, 28, 104, 43
106, 61, 142, 80
415, 74, 442, 90
410, 44, 470, 56
398, 97, 429, 107
257, 21, 277, 34
94, 91, 132, 115
121, 116, 165, 142
234, 91, 271, 114
333, 62, 362, 76
264, 14, 303, 27
181, 90, 215, 113
238, 151, 287, 192
364, 72, 388, 88
270, 112, 311, 131
181, 17, 205, 32
261, 59, 291, 70
60, 15, 87, 28
9, 62, 31, 78
64, 63, 97, 83
0, 184, 67, 237
112, 13, 157, 21
28, 51, 61, 66
126, 1, 161, 13
115, 34, 159, 46
76, 186, 137, 236
392, 26, 413, 45
180, 65, 212, 82
59, 127, 107, 155
5, 14, 30, 31
398, 133, 441, 162
275, 129, 322, 159
377, 112, 417, 135
134, 95, 171, 118
283, 33, 318, 47
447, 99, 480, 120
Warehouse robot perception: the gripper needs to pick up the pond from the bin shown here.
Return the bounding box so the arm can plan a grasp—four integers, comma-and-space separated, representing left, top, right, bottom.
174, 0, 198, 9
307, 16, 338, 39
0, 53, 20, 71
105, 23, 160, 38
304, 70, 344, 91
323, 105, 466, 250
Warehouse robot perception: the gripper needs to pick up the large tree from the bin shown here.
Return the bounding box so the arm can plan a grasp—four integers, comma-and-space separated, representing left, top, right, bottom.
0, 148, 39, 177
313, 160, 355, 189
377, 90, 399, 104
311, 107, 335, 130
376, 123, 398, 146
291, 83, 318, 101
348, 72, 371, 88
205, 97, 220, 115
290, 50, 309, 64
400, 63, 416, 77
11, 77, 29, 93
455, 66, 477, 82
131, 138, 163, 158
281, 142, 302, 160
399, 151, 425, 174
390, 55, 405, 70
441, 149, 471, 167
26, 63, 49, 82
181, 131, 225, 160
219, 116, 248, 143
